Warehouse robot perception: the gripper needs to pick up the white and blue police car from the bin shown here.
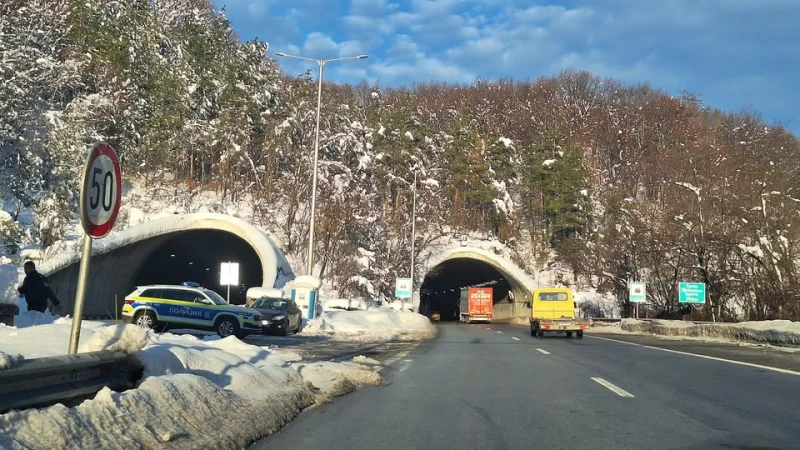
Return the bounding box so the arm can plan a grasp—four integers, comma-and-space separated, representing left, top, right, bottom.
121, 282, 264, 337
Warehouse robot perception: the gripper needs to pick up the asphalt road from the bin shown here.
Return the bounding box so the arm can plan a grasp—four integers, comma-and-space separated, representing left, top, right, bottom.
251, 323, 800, 450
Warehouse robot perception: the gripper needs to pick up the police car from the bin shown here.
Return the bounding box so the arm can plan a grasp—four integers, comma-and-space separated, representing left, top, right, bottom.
121, 282, 264, 337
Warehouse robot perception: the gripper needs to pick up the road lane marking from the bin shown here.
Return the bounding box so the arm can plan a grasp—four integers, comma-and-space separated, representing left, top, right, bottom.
592, 377, 635, 397
497, 331, 503, 334
588, 335, 800, 377
379, 344, 419, 372
536, 348, 550, 355
512, 337, 520, 341
487, 327, 492, 330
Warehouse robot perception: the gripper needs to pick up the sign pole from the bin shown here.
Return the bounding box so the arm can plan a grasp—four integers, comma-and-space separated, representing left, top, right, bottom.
68, 142, 122, 354
68, 235, 93, 354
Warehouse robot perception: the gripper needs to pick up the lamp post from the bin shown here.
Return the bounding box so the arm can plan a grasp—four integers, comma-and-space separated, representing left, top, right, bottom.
275, 52, 368, 276
406, 170, 417, 312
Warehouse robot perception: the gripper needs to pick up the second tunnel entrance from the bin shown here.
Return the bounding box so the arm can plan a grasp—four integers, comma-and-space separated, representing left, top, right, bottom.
419, 258, 518, 321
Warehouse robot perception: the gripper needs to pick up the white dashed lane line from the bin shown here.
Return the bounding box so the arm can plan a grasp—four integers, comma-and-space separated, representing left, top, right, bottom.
592, 377, 635, 398
497, 331, 503, 334
512, 337, 520, 341
536, 348, 550, 355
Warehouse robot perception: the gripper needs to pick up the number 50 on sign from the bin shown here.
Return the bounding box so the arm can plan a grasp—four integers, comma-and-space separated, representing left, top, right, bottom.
80, 142, 122, 238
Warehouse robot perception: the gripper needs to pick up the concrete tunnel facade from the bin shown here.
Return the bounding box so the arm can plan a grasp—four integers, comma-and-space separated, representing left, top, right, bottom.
41, 213, 294, 319
419, 247, 538, 322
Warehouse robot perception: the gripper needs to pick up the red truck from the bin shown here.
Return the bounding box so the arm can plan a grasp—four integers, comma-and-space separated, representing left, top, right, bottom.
459, 287, 493, 323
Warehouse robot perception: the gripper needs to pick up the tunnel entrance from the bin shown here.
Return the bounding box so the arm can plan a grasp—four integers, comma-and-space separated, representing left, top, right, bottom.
420, 258, 513, 321
133, 230, 262, 305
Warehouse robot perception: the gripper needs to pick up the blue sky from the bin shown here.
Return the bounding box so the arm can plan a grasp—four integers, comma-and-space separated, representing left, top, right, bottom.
214, 0, 799, 133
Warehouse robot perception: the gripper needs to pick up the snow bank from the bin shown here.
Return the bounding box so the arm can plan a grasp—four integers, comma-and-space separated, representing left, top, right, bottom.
305, 309, 437, 342
0, 265, 20, 305
293, 360, 382, 400
0, 322, 389, 449
0, 352, 24, 370
619, 319, 800, 346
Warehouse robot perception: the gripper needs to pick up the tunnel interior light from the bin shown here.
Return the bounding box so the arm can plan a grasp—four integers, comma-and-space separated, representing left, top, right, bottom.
170, 254, 176, 257
189, 262, 193, 265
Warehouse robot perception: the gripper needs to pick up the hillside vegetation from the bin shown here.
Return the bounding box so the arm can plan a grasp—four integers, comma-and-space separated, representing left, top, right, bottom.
2, 0, 798, 320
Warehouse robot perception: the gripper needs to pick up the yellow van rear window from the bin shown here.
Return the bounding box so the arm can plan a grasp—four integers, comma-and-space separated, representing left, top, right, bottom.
538, 292, 568, 301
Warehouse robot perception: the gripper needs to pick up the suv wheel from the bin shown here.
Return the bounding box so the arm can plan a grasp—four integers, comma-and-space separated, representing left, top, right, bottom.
215, 317, 240, 337
135, 311, 156, 330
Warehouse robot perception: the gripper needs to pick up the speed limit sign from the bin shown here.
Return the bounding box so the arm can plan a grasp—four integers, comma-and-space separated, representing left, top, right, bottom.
80, 142, 122, 238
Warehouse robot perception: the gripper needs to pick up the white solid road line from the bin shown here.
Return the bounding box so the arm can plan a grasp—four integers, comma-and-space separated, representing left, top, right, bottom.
512, 337, 520, 341
380, 344, 420, 372
592, 377, 635, 398
536, 348, 550, 355
588, 335, 800, 377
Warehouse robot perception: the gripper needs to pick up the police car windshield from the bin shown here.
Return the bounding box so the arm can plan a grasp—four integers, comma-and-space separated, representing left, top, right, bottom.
203, 290, 228, 305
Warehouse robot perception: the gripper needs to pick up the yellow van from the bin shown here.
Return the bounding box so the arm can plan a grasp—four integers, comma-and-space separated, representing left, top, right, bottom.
530, 288, 589, 338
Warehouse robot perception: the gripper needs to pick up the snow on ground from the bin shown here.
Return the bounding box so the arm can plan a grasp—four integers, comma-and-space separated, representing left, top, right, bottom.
0, 310, 391, 449
590, 318, 800, 350
618, 318, 800, 346
304, 308, 437, 342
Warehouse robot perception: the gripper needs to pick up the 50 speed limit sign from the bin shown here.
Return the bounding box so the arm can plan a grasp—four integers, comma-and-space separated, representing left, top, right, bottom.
80, 142, 122, 238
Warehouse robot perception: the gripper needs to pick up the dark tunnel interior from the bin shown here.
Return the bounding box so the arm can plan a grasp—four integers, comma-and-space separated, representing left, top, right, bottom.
134, 230, 262, 305
419, 258, 511, 321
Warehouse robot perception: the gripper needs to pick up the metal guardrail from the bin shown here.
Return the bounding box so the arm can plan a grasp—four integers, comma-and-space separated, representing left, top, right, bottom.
0, 351, 144, 414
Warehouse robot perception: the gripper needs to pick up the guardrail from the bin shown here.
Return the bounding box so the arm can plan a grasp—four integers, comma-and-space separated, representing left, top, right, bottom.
0, 351, 144, 414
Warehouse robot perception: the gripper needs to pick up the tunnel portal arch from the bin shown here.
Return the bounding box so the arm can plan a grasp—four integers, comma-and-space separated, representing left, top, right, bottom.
40, 213, 294, 318
419, 247, 537, 322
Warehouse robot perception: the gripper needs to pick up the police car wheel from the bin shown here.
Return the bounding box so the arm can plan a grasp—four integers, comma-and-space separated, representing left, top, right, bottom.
215, 317, 239, 337
135, 311, 156, 330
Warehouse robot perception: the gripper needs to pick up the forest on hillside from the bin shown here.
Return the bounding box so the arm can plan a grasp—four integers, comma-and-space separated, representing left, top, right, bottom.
2, 0, 799, 320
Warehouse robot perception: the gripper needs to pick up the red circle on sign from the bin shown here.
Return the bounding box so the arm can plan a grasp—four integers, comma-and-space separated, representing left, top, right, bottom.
80, 142, 122, 238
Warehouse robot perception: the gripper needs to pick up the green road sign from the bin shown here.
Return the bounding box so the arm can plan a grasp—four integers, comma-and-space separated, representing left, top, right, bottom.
679, 282, 706, 304
629, 282, 646, 303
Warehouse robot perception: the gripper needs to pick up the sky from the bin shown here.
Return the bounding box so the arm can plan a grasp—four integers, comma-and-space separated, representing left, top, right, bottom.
213, 0, 799, 133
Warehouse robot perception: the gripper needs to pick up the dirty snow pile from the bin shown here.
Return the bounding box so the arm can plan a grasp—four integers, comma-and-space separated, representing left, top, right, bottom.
304, 309, 438, 342
0, 319, 384, 449
611, 318, 800, 346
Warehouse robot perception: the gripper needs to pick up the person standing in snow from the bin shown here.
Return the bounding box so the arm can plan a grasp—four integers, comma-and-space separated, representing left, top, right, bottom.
17, 261, 61, 314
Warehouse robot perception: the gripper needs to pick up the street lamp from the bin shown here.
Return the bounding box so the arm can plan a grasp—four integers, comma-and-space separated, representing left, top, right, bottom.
275, 52, 368, 276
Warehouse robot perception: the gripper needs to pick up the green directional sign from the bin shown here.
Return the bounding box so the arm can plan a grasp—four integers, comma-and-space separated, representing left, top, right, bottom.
629, 282, 646, 303
678, 282, 706, 304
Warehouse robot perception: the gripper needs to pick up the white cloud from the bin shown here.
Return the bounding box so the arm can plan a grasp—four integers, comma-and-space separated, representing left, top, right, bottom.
302, 32, 339, 57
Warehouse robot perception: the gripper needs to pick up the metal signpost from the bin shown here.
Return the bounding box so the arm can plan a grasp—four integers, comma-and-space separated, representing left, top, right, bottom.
220, 262, 240, 303
69, 143, 122, 354
395, 277, 412, 311
629, 282, 646, 319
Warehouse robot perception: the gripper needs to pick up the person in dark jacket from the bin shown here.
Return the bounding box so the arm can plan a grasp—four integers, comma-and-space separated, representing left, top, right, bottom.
17, 261, 60, 313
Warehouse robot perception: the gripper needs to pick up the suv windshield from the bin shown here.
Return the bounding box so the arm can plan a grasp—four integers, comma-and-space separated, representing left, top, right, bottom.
203, 290, 228, 305
253, 298, 288, 310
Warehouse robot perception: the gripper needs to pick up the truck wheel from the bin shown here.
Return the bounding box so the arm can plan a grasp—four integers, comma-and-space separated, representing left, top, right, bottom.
566, 331, 573, 338
530, 326, 535, 337
577, 330, 584, 339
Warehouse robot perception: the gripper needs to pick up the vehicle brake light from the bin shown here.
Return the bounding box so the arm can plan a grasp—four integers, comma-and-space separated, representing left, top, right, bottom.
580, 324, 588, 329
542, 324, 551, 329
124, 299, 134, 305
